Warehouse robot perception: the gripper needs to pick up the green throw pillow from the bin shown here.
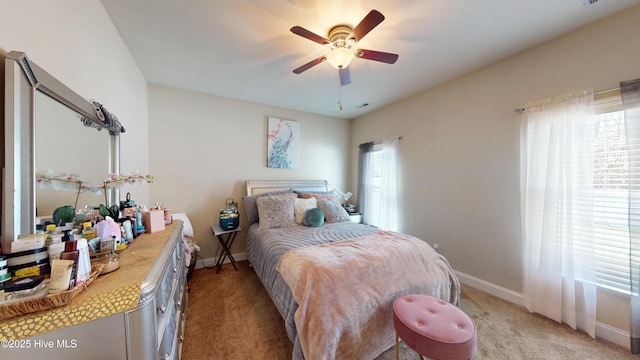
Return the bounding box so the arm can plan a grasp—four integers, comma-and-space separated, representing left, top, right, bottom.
303, 208, 324, 227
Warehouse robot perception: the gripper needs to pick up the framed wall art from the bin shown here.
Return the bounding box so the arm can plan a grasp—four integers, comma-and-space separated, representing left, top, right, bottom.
267, 117, 299, 169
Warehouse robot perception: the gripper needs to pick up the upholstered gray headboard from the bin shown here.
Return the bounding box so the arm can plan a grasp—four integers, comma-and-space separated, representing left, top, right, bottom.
245, 180, 329, 196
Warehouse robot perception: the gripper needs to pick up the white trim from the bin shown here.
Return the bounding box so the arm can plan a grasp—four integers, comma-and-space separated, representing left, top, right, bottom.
455, 270, 630, 349
595, 320, 630, 349
456, 270, 524, 306
195, 252, 247, 269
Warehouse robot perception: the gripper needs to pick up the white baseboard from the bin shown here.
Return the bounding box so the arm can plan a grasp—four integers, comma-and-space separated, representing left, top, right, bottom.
455, 270, 524, 306
595, 320, 630, 349
455, 270, 630, 350
194, 252, 247, 270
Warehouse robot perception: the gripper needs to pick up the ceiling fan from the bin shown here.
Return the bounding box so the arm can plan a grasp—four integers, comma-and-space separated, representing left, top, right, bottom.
290, 9, 399, 87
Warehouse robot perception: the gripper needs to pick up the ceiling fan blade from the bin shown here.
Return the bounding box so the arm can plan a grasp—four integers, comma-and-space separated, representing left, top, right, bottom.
293, 56, 326, 74
355, 49, 399, 64
339, 67, 351, 86
348, 10, 385, 42
290, 26, 330, 45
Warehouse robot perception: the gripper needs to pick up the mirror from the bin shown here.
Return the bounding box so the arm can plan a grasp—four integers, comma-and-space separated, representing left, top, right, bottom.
35, 91, 111, 217
2, 51, 122, 253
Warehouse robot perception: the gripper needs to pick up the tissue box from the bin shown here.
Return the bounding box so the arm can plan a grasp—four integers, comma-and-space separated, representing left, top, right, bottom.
143, 210, 165, 233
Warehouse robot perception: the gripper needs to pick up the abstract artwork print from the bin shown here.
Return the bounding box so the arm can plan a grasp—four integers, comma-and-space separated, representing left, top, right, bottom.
267, 117, 299, 169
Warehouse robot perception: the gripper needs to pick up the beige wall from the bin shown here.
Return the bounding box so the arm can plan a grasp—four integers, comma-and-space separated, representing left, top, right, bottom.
351, 5, 640, 341
0, 0, 149, 215
147, 84, 350, 262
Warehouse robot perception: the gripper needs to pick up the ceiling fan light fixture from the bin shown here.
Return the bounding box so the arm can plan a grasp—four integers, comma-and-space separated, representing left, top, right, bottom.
326, 47, 354, 69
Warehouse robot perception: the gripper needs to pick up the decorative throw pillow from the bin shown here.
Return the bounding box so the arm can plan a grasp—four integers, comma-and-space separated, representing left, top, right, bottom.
317, 198, 351, 223
299, 192, 338, 202
303, 208, 325, 227
295, 190, 336, 197
171, 212, 195, 237
294, 197, 317, 224
242, 189, 294, 225
256, 195, 296, 230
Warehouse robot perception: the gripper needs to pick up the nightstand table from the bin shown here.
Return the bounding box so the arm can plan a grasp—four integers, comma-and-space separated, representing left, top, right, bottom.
349, 213, 362, 223
211, 224, 241, 274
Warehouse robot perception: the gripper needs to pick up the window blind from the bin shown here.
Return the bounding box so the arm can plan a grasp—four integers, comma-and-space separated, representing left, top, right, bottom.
593, 99, 635, 294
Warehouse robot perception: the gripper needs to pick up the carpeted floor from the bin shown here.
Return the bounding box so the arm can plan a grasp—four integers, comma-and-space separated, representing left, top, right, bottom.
182, 260, 633, 359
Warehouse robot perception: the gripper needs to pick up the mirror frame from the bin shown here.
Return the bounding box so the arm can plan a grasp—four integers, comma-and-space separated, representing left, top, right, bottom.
2, 51, 120, 253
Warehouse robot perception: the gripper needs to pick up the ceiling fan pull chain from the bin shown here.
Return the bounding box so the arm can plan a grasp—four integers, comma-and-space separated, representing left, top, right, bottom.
338, 82, 343, 110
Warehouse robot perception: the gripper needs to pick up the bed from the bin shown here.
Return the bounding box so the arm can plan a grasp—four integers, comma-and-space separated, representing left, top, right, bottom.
243, 180, 460, 360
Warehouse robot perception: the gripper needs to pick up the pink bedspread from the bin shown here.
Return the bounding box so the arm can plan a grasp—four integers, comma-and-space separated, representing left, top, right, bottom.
276, 230, 460, 360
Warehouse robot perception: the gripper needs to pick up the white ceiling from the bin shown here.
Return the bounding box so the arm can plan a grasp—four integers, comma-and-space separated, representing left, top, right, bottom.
101, 0, 640, 120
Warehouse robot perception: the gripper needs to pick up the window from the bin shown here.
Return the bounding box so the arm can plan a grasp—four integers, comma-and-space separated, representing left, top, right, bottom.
358, 138, 400, 231
367, 145, 383, 227
593, 94, 632, 294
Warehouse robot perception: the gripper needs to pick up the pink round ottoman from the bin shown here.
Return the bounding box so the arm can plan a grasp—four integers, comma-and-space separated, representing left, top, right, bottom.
393, 294, 477, 360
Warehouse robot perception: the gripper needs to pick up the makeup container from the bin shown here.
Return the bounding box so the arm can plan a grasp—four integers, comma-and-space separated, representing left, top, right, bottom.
7, 247, 50, 279
0, 255, 10, 284
2, 275, 47, 298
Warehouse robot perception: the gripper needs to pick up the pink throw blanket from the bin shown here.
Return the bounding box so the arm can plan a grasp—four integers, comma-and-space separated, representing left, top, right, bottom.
276, 231, 460, 360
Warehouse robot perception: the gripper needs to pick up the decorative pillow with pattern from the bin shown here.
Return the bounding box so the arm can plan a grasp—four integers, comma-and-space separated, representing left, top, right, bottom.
294, 197, 317, 224
242, 189, 295, 225
316, 198, 351, 223
256, 195, 297, 230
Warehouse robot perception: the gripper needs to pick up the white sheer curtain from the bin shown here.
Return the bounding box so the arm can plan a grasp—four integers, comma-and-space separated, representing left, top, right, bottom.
358, 142, 376, 225
379, 137, 399, 232
357, 138, 400, 231
622, 79, 640, 354
520, 89, 597, 338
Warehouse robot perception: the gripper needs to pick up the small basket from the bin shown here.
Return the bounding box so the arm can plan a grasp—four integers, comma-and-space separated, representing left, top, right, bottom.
0, 264, 103, 320
187, 249, 197, 281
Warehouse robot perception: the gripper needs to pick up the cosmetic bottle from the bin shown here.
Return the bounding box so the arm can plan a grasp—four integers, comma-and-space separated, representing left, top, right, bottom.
48, 242, 65, 263
61, 229, 74, 242
123, 220, 133, 242
81, 222, 96, 240
130, 216, 138, 238
45, 224, 57, 245
120, 225, 127, 243
60, 240, 79, 288
45, 224, 56, 233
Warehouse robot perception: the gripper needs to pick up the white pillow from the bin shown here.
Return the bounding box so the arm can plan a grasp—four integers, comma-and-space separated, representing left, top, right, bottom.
172, 212, 195, 237
294, 197, 317, 224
